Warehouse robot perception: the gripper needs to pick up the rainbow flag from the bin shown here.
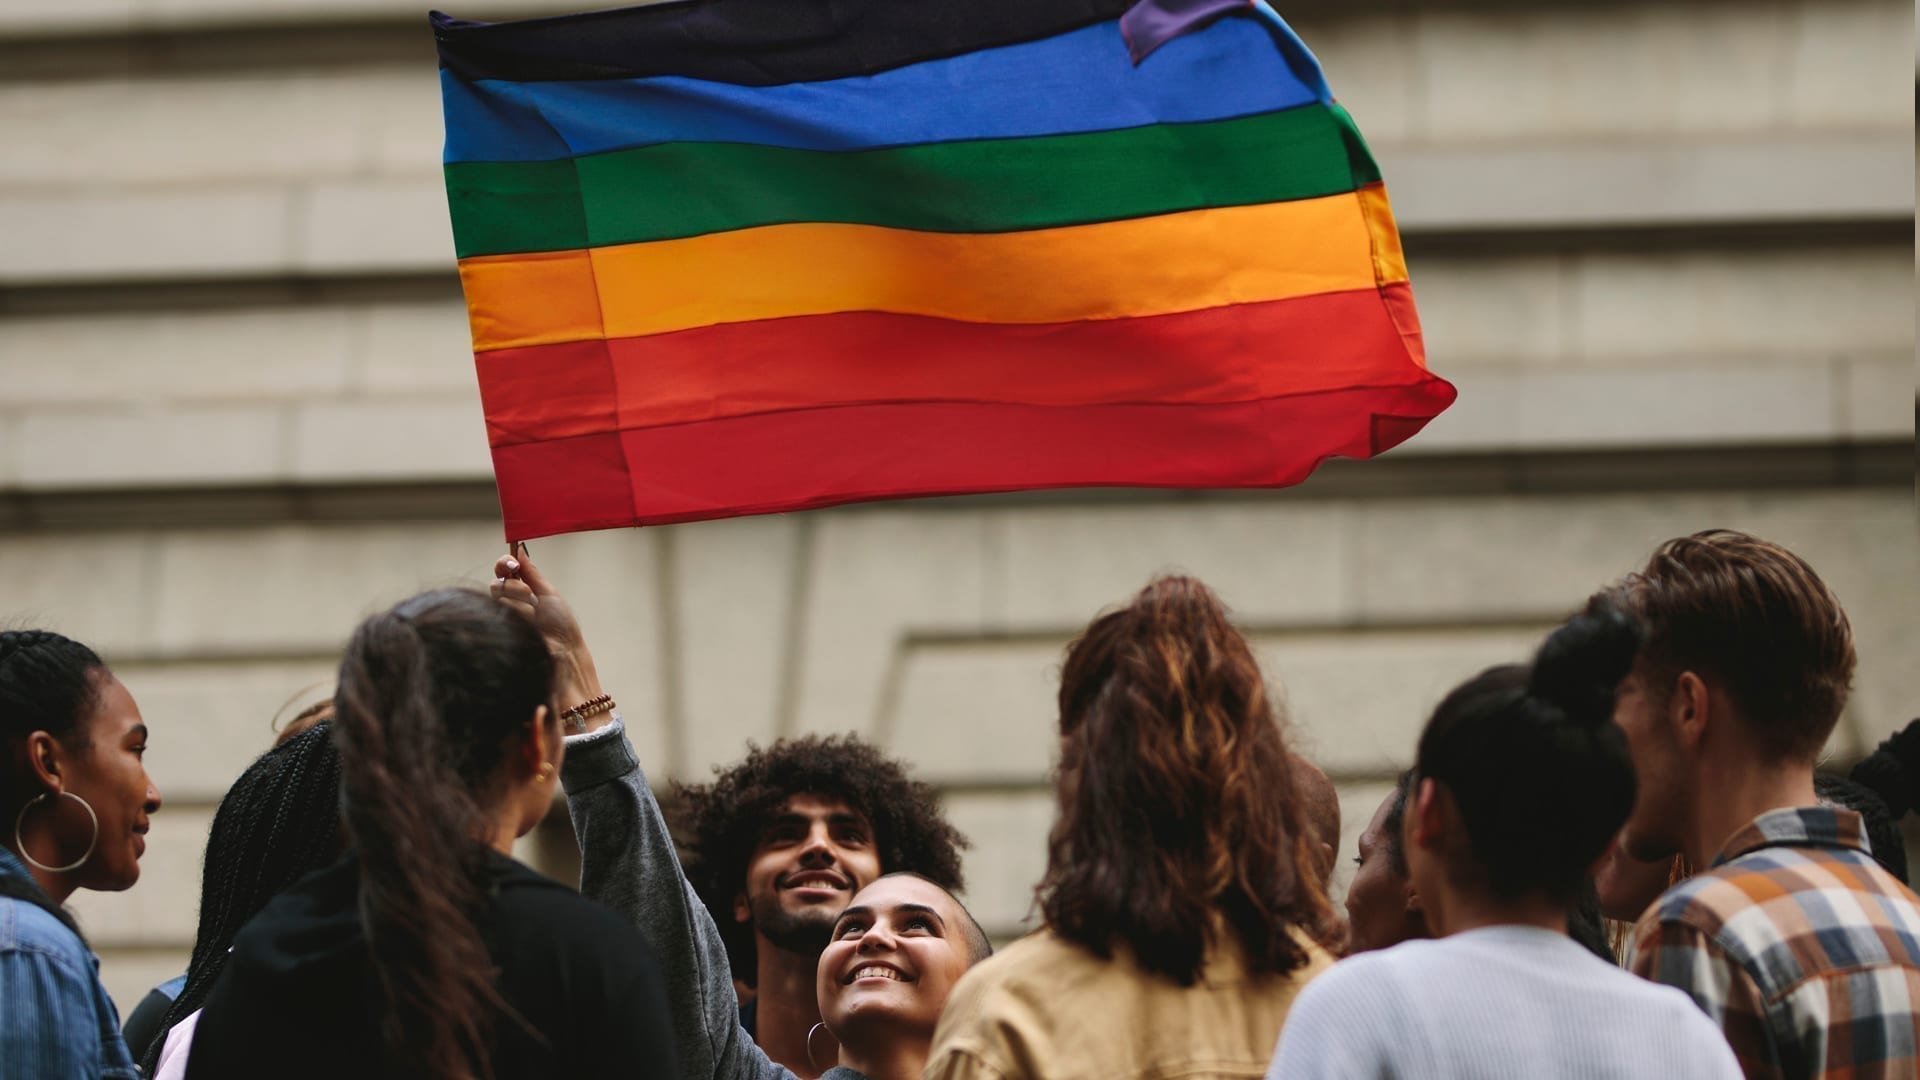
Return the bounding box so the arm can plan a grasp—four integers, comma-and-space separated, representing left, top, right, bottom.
433, 0, 1454, 539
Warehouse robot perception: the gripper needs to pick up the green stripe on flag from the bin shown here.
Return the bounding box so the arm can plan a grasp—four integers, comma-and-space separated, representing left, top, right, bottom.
445, 104, 1381, 259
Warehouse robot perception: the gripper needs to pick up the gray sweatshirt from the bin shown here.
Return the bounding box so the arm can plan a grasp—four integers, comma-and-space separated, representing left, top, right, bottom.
562, 720, 868, 1080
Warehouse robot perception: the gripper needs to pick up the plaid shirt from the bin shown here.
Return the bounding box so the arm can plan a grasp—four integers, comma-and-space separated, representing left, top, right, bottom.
1628, 806, 1920, 1079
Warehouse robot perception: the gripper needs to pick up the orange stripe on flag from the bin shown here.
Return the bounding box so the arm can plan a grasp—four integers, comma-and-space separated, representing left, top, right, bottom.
458, 194, 1396, 351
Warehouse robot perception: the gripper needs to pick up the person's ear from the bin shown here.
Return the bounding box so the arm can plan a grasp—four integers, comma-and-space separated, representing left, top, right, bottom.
24, 731, 64, 794
1405, 885, 1423, 913
518, 705, 559, 777
1409, 778, 1445, 852
733, 892, 751, 925
1316, 840, 1335, 881
1672, 672, 1710, 749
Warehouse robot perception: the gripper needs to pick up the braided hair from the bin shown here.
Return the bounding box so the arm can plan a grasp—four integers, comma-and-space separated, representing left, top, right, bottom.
0, 629, 109, 941
137, 719, 343, 1074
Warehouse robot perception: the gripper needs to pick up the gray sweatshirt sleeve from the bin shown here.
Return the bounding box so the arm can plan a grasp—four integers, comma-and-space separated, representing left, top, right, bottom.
562, 718, 796, 1080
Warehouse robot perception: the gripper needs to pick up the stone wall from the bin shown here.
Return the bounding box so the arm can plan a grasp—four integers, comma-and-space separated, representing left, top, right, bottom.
0, 0, 1912, 1013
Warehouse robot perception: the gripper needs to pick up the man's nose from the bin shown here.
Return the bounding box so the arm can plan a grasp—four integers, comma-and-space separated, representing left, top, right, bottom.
797, 825, 838, 865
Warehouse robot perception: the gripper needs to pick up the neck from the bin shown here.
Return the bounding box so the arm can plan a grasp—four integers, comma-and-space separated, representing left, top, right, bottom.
1428, 882, 1567, 939
1686, 755, 1817, 869
836, 1032, 930, 1080
484, 805, 523, 858
2, 841, 76, 905
753, 937, 831, 1079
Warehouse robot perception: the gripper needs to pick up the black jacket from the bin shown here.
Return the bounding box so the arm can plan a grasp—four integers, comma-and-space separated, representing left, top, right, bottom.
186, 850, 680, 1079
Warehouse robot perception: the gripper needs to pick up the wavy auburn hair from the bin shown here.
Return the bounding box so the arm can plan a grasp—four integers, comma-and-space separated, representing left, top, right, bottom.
1038, 576, 1338, 984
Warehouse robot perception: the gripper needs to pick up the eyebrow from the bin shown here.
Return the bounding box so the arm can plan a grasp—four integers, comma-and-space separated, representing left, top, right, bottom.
832, 902, 946, 929
128, 724, 149, 741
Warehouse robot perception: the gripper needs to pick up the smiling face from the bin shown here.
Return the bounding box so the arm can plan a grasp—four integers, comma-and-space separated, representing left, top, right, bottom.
736, 793, 884, 956
53, 674, 162, 892
817, 875, 974, 1045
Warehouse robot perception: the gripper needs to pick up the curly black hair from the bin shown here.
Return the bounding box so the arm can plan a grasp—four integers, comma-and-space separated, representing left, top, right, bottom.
675, 734, 969, 984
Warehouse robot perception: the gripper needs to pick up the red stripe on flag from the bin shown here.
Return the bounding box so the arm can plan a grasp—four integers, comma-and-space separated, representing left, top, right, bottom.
491, 379, 1456, 538
477, 285, 1430, 445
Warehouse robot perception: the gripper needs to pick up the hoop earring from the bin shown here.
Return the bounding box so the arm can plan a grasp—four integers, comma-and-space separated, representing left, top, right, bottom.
806, 1021, 832, 1072
13, 791, 98, 874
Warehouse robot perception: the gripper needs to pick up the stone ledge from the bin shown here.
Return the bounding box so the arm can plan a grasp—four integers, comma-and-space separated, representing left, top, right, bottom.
0, 356, 1904, 492
0, 134, 1911, 285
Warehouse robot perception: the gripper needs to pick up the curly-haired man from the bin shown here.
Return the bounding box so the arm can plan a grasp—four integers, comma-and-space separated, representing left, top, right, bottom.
677, 734, 969, 1076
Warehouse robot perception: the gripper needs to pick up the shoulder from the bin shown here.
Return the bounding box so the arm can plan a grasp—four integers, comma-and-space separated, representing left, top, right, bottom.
931, 932, 1091, 1061
490, 862, 661, 971
1289, 941, 1420, 1013
0, 894, 93, 977
496, 866, 650, 944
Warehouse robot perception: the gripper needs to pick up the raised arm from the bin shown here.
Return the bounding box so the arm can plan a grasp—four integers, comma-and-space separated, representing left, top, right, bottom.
493, 554, 792, 1080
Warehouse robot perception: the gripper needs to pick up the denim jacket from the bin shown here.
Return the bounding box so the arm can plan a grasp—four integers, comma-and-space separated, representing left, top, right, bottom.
0, 847, 139, 1079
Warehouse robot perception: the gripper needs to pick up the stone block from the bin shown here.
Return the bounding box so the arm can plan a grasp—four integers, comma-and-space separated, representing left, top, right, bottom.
1355, 491, 1751, 622
296, 178, 455, 274
1841, 355, 1918, 439
1785, 0, 1916, 128
0, 0, 134, 36
0, 531, 159, 657
1383, 136, 1914, 234
357, 301, 480, 394
15, 404, 286, 488
1267, 627, 1550, 778
788, 510, 994, 738
526, 528, 671, 772
1572, 247, 1916, 362
0, 306, 357, 405
0, 414, 15, 487
1511, 364, 1836, 449
888, 640, 1062, 786
149, 521, 506, 654
1286, 13, 1415, 143
289, 395, 491, 482
994, 502, 1357, 629
1412, 7, 1787, 141
0, 187, 291, 283
65, 803, 215, 948
1411, 255, 1569, 368
1405, 362, 1842, 455
114, 659, 339, 802
671, 515, 801, 777
941, 789, 1053, 937
0, 73, 371, 188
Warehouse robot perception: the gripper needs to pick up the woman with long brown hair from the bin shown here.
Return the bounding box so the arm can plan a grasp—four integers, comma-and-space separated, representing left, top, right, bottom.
183, 589, 679, 1080
926, 575, 1342, 1079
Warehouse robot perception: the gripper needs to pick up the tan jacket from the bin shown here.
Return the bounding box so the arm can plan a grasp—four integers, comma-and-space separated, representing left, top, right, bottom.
925, 926, 1333, 1080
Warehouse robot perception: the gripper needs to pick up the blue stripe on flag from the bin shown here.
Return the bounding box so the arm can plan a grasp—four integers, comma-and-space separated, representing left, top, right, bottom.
442, 16, 1322, 163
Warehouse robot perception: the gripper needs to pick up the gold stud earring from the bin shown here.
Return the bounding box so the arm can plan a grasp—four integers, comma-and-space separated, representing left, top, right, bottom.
536, 762, 555, 782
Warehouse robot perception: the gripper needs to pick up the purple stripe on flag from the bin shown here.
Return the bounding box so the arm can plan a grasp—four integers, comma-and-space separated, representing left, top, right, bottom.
1120, 0, 1251, 63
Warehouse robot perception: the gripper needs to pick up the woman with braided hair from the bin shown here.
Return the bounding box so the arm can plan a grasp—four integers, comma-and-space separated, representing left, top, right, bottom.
131, 716, 344, 1077
184, 589, 679, 1080
0, 628, 163, 1078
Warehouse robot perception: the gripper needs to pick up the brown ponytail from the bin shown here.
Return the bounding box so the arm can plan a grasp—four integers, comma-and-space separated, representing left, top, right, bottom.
331, 589, 554, 1080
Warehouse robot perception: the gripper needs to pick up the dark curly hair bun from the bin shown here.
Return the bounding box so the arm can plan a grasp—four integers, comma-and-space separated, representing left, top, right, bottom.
1528, 606, 1644, 729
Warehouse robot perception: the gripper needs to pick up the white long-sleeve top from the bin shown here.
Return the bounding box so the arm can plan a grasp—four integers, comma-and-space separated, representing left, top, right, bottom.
1268, 925, 1742, 1080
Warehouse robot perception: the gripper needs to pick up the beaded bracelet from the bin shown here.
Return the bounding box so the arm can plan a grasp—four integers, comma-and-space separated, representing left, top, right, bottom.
560, 693, 615, 733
